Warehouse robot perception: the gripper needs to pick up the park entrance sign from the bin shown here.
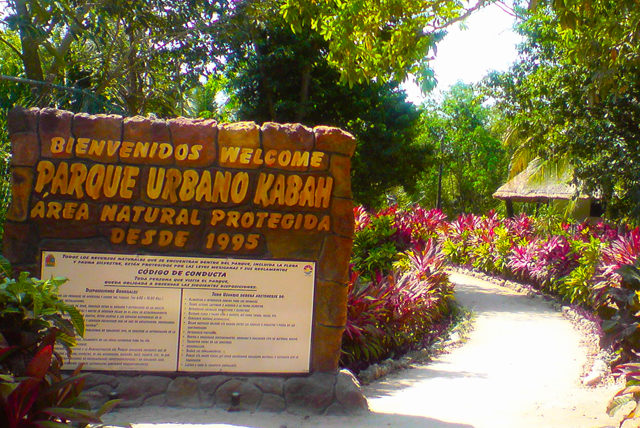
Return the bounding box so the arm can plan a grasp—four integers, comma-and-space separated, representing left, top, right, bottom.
4, 107, 355, 375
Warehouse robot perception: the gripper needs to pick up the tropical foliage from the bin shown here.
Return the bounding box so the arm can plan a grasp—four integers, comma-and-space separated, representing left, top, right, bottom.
280, 0, 485, 86
345, 204, 640, 370
413, 83, 509, 215
209, 2, 430, 207
343, 206, 453, 370
0, 261, 117, 426
0, 0, 239, 115
608, 360, 640, 426
0, 272, 84, 377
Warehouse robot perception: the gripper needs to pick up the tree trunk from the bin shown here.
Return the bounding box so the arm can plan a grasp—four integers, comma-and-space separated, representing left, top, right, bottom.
249, 28, 276, 121
296, 63, 312, 123
436, 162, 443, 210
37, 4, 91, 104
44, 5, 90, 81
125, 27, 141, 115
13, 0, 44, 84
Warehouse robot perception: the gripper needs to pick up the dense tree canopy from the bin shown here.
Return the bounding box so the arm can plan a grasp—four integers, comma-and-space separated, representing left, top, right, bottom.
0, 0, 489, 115
1, 0, 236, 115
2, 0, 492, 209
280, 0, 486, 86
2, 0, 640, 222
551, 0, 640, 96
213, 3, 429, 207
411, 83, 508, 215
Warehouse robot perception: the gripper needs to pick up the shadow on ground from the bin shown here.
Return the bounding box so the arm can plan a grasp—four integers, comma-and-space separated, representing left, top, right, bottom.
103, 406, 476, 428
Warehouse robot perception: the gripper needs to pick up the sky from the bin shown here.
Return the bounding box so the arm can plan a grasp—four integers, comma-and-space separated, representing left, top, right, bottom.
403, 2, 523, 103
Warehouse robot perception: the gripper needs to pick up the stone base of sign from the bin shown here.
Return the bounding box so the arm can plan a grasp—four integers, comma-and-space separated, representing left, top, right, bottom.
81, 370, 368, 415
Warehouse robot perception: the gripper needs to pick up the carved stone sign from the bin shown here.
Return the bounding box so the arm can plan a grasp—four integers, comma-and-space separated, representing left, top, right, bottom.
4, 107, 355, 373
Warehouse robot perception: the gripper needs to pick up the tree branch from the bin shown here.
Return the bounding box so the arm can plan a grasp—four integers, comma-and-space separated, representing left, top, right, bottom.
94, 18, 123, 94
44, 4, 91, 81
13, 0, 44, 82
429, 0, 489, 31
495, 1, 524, 19
0, 34, 23, 60
35, 3, 92, 104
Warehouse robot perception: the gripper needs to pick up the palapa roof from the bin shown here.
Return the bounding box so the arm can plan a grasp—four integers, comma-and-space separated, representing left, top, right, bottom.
493, 157, 593, 202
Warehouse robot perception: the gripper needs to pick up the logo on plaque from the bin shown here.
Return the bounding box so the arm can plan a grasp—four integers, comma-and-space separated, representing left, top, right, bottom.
44, 254, 56, 267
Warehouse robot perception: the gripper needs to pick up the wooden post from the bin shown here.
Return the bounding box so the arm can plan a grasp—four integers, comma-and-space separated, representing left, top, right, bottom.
506, 199, 514, 218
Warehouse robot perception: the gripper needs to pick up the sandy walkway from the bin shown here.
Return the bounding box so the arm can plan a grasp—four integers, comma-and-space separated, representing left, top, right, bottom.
365, 272, 622, 428
103, 272, 624, 428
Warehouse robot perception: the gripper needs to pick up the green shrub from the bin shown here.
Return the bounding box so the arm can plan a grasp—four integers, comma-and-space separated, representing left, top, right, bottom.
607, 361, 640, 426
0, 268, 84, 377
470, 241, 495, 272
351, 214, 400, 280
596, 262, 640, 360
0, 345, 118, 427
440, 232, 470, 266
493, 225, 517, 274
553, 236, 604, 306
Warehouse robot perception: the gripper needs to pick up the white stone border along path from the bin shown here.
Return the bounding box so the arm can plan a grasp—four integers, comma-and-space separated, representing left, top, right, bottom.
103, 271, 625, 428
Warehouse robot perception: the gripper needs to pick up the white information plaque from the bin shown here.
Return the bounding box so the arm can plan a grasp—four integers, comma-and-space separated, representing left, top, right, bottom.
41, 251, 315, 373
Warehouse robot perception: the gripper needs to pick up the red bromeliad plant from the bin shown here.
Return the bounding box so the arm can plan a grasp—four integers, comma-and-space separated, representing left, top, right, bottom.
0, 343, 117, 428
354, 206, 371, 232
350, 205, 448, 281
507, 239, 540, 283
576, 221, 620, 242
342, 234, 453, 371
595, 228, 640, 290
392, 206, 448, 250
342, 270, 390, 367
529, 235, 579, 288
503, 214, 536, 240
440, 213, 482, 266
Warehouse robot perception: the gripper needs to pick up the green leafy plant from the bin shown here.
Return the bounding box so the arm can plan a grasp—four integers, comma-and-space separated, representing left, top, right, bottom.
470, 241, 495, 273
492, 225, 515, 274
440, 236, 469, 266
351, 214, 401, 280
607, 362, 640, 427
595, 262, 640, 361
0, 260, 119, 426
0, 268, 84, 377
554, 236, 604, 306
343, 236, 453, 371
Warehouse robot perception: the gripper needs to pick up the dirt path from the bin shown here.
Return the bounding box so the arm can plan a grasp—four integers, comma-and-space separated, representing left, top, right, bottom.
103, 272, 624, 428
365, 272, 622, 428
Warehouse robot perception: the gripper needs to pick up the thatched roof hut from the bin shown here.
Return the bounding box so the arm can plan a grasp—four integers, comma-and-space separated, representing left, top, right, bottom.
493, 158, 598, 218
493, 158, 590, 202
